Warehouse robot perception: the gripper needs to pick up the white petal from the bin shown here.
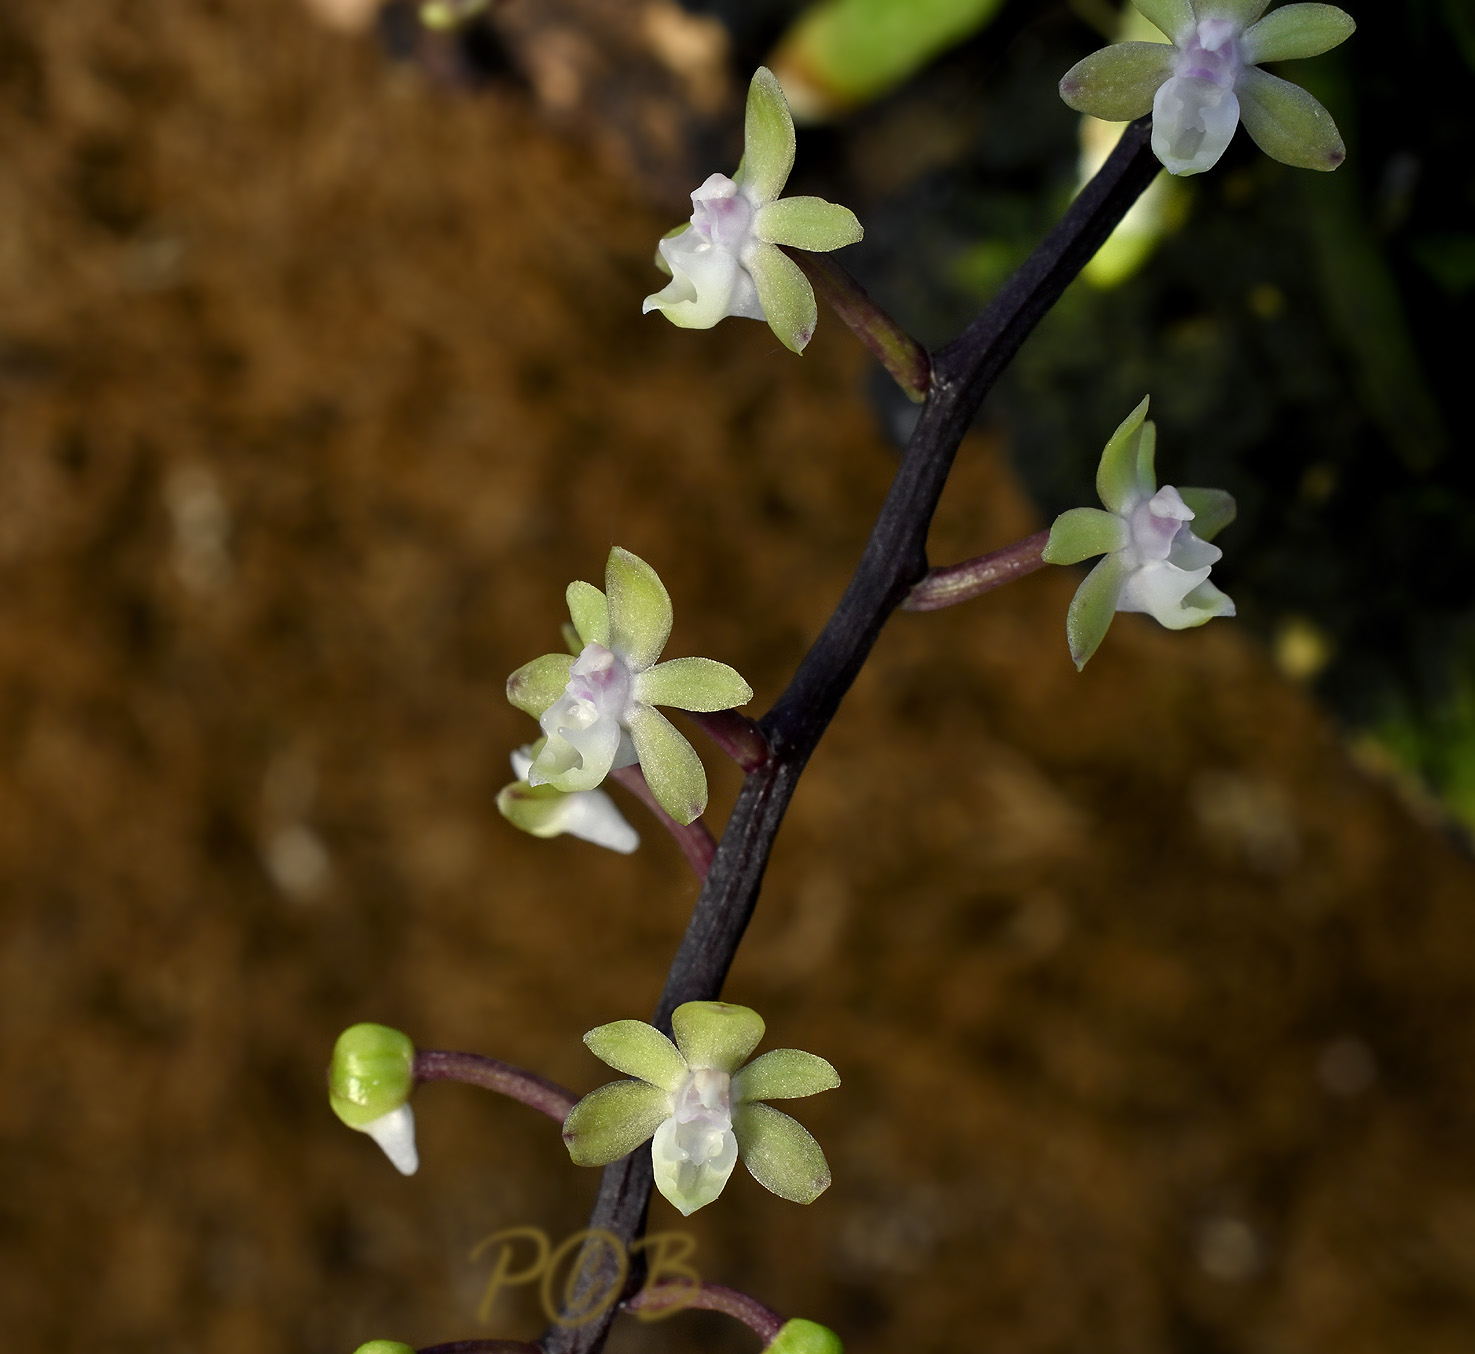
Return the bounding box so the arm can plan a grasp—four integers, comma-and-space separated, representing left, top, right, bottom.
1151, 76, 1241, 175
362, 1104, 419, 1176
1166, 525, 1222, 571
552, 787, 640, 854
643, 231, 748, 330
1117, 560, 1218, 628
651, 1115, 739, 1216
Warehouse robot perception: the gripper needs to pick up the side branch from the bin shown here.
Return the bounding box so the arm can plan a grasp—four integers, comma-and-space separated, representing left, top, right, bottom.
414, 1051, 576, 1122
788, 249, 932, 402
903, 530, 1050, 611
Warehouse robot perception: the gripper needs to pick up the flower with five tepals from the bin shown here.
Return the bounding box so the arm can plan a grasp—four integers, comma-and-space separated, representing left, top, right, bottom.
1042, 395, 1236, 670
562, 1001, 840, 1216
496, 742, 640, 853
506, 547, 752, 826
643, 66, 863, 354
1059, 0, 1356, 176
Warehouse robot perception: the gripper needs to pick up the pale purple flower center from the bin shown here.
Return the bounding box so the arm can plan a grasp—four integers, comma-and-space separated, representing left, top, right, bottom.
690, 174, 755, 251
1124, 485, 1195, 568
668, 1066, 733, 1166
1175, 18, 1242, 88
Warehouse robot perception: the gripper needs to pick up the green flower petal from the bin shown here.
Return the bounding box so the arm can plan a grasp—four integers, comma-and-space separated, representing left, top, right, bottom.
747, 242, 819, 355
627, 705, 708, 825
584, 1020, 688, 1091
732, 1049, 840, 1103
1058, 42, 1174, 121
1066, 553, 1130, 671
562, 1079, 673, 1167
1196, 0, 1271, 29
329, 1023, 415, 1129
605, 547, 673, 671
507, 652, 575, 717
635, 657, 753, 714
1241, 3, 1355, 63
732, 1102, 831, 1204
566, 580, 610, 648
1176, 486, 1237, 542
1135, 416, 1158, 492
1096, 395, 1154, 513
496, 779, 571, 837
739, 67, 796, 205
753, 197, 864, 253
768, 1319, 844, 1354
1236, 66, 1346, 171
672, 1001, 766, 1074
1042, 507, 1130, 566
1128, 0, 1193, 41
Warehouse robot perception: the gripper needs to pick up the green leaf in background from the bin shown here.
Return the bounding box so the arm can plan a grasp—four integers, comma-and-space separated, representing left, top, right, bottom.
771, 0, 1007, 120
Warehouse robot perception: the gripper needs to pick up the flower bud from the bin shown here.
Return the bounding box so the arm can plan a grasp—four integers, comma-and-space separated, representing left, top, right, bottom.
352, 1343, 415, 1354
768, 1318, 844, 1354
329, 1023, 416, 1128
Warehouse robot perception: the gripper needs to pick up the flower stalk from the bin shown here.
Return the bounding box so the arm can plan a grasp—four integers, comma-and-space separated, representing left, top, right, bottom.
414, 1050, 576, 1123
625, 1283, 783, 1341
609, 765, 718, 879
785, 248, 932, 401
902, 530, 1051, 611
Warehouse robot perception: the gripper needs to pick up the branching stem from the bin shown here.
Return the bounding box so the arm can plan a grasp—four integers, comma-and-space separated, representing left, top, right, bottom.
539, 116, 1161, 1354
626, 1282, 784, 1343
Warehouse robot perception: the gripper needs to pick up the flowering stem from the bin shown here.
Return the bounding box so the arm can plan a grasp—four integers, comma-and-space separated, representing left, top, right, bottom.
625, 1282, 784, 1342
414, 1050, 576, 1122
786, 248, 932, 402
541, 117, 1161, 1354
902, 529, 1050, 611
682, 708, 772, 772
609, 764, 717, 878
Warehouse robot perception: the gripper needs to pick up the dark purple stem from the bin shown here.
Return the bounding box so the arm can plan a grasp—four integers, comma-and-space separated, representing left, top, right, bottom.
902, 529, 1051, 611
414, 1050, 576, 1122
420, 1344, 541, 1354
609, 764, 717, 878
420, 1343, 541, 1354
540, 117, 1162, 1354
682, 709, 772, 773
787, 248, 932, 402
626, 1282, 784, 1343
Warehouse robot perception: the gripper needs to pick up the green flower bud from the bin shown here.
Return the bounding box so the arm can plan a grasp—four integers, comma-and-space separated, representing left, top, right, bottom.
769, 1318, 844, 1354
329, 1023, 415, 1129
352, 1344, 415, 1354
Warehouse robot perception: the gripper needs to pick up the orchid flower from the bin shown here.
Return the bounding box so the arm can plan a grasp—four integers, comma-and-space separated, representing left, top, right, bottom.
506, 548, 752, 826
1059, 0, 1355, 175
563, 1001, 839, 1216
643, 67, 863, 353
1042, 396, 1236, 670
496, 742, 640, 853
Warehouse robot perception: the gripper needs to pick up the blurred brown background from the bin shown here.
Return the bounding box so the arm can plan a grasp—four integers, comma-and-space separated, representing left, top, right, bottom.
2, 3, 1473, 1353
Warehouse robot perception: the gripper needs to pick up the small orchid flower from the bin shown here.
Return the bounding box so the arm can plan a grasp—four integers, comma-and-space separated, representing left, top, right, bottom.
1042, 396, 1236, 670
563, 1001, 839, 1217
496, 742, 640, 854
328, 1023, 419, 1176
1059, 1, 1356, 176
506, 548, 753, 826
642, 66, 863, 354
